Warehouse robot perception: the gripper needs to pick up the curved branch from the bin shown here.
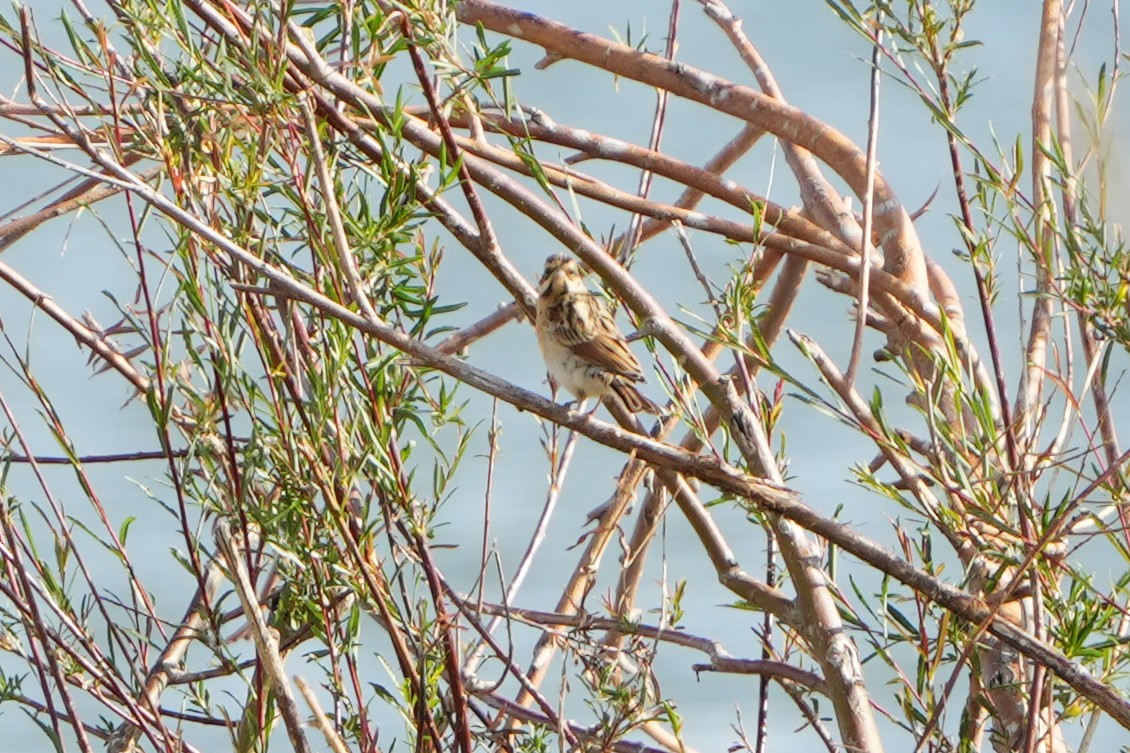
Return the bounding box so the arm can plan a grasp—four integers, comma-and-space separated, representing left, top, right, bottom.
456, 0, 927, 296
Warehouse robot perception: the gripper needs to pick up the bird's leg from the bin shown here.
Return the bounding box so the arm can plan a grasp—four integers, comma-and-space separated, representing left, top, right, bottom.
546, 374, 576, 411
562, 397, 592, 414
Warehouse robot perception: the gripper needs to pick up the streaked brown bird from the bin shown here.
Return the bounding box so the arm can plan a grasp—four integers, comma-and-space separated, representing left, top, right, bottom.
535, 255, 660, 414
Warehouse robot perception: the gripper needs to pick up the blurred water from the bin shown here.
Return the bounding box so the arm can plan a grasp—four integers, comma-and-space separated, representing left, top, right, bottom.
0, 0, 1126, 750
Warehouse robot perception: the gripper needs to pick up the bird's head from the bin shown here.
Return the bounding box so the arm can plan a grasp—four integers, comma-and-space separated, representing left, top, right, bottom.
538, 254, 587, 295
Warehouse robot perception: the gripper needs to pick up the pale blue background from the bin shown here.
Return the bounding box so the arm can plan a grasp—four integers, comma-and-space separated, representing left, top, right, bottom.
1, 0, 1126, 750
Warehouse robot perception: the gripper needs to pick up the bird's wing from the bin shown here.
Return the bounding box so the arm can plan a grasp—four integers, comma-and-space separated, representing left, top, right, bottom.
553, 293, 646, 382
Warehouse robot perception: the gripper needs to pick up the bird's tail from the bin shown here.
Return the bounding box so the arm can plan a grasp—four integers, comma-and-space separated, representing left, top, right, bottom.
611, 380, 662, 414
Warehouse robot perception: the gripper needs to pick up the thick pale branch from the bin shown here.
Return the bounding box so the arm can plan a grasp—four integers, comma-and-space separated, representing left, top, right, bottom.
439, 109, 850, 253
456, 0, 927, 295
470, 602, 828, 694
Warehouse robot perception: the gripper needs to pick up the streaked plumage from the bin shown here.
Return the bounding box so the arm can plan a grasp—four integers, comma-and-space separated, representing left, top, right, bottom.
535, 255, 659, 413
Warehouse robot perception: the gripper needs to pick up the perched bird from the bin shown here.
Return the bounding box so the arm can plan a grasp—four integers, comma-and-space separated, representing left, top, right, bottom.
535, 255, 660, 413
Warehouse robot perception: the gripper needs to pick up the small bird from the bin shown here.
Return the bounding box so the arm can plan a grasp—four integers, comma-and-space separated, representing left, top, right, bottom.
535, 255, 660, 413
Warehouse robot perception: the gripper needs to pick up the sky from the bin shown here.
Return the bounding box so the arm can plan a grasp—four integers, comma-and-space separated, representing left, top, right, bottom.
0, 1, 1127, 751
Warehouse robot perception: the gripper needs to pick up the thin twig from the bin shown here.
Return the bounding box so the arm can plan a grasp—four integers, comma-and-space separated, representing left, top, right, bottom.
844, 20, 882, 388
